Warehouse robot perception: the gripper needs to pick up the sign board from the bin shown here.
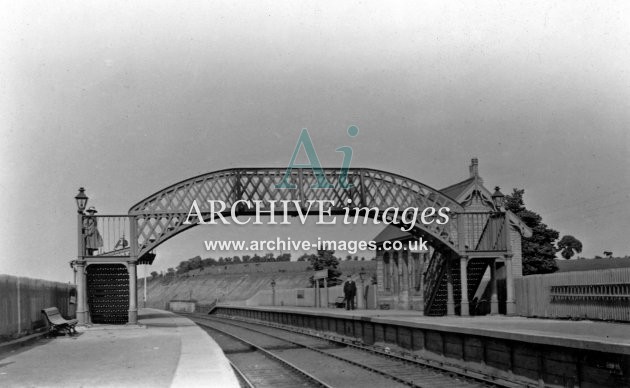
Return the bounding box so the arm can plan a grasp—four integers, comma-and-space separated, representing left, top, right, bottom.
313, 269, 328, 280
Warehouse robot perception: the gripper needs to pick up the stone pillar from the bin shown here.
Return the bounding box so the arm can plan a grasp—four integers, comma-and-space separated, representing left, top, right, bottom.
417, 253, 424, 314
76, 212, 88, 325
400, 250, 409, 310
393, 252, 400, 295
75, 261, 88, 325
505, 255, 515, 315
376, 249, 384, 292
324, 278, 329, 308
408, 251, 415, 310
459, 256, 469, 316
128, 261, 138, 324
358, 279, 365, 309
490, 260, 499, 315
446, 263, 455, 316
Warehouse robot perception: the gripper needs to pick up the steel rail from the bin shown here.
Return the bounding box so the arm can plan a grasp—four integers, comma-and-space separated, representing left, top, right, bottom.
196, 314, 528, 388
195, 319, 334, 388
228, 360, 255, 388
191, 315, 498, 388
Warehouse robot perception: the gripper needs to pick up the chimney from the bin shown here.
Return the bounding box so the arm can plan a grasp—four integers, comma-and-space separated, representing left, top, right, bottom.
469, 158, 479, 178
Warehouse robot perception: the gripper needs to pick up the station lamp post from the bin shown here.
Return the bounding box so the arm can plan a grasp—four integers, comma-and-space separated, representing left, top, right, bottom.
74, 187, 88, 324
271, 279, 276, 306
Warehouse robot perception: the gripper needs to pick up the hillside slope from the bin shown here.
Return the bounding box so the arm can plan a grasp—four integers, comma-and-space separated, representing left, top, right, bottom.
138, 261, 376, 308
139, 272, 312, 308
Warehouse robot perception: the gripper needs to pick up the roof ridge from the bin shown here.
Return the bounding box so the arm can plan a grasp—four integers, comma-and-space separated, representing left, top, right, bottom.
440, 176, 475, 192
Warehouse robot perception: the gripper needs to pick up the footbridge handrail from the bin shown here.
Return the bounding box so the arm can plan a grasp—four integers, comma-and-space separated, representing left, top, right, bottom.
127, 167, 467, 258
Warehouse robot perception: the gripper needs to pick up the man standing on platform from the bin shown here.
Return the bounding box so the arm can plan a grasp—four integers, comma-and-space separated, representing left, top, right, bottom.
343, 275, 357, 310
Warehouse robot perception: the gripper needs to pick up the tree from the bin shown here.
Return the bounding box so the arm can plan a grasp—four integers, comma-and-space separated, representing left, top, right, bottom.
308, 249, 343, 287
150, 271, 158, 279
277, 253, 291, 262
557, 235, 583, 260
297, 253, 313, 261
505, 189, 559, 275
189, 255, 202, 270
176, 260, 190, 274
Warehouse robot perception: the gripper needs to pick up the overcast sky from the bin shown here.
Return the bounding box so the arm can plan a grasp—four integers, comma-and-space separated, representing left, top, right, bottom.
1, 1, 629, 282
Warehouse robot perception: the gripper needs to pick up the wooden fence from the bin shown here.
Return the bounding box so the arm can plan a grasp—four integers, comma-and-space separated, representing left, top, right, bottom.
515, 268, 630, 321
0, 275, 76, 340
245, 283, 377, 309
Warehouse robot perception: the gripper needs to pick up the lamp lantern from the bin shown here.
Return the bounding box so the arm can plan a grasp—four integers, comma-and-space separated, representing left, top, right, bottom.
492, 186, 505, 210
75, 187, 88, 213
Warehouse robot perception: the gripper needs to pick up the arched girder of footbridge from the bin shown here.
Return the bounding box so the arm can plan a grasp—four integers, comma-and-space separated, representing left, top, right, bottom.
128, 168, 465, 259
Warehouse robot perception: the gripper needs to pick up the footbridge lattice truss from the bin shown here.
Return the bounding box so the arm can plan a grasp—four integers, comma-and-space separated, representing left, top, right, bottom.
117, 168, 506, 260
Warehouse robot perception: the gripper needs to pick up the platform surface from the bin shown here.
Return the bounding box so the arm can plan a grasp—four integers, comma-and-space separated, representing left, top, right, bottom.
219, 304, 630, 354
0, 308, 239, 388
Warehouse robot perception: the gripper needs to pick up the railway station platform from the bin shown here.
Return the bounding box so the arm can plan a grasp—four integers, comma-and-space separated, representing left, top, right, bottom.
0, 308, 239, 388
214, 304, 630, 387
217, 305, 630, 353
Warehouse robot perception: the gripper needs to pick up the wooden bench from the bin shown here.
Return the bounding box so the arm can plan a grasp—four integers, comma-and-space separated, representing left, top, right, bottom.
41, 307, 78, 336
329, 296, 346, 308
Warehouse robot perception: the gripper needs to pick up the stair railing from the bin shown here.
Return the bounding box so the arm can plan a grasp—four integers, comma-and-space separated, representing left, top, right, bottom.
423, 250, 448, 313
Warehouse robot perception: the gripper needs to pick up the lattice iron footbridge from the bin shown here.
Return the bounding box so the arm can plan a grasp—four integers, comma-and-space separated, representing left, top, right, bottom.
73, 166, 525, 324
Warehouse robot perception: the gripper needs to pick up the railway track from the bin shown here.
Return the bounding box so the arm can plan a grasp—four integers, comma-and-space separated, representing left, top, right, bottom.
189, 314, 504, 388
199, 319, 331, 388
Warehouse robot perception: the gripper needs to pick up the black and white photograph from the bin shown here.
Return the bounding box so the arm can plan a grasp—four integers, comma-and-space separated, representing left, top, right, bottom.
1, 1, 629, 387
